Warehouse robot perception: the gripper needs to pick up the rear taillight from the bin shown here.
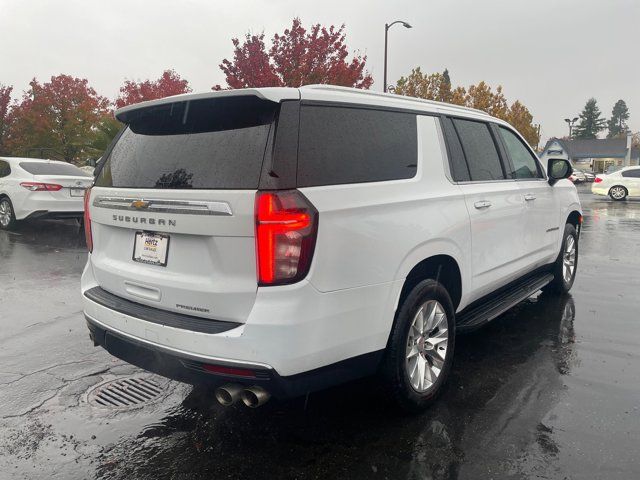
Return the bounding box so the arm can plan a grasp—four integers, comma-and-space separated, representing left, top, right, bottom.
83, 188, 93, 252
255, 190, 318, 286
594, 177, 603, 183
20, 182, 63, 191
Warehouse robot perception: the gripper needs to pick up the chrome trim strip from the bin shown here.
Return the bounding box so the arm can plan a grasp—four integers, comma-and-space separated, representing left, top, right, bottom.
93, 196, 233, 216
84, 312, 273, 370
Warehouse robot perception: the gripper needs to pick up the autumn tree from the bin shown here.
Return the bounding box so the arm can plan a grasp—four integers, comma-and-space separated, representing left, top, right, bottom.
0, 84, 12, 155
573, 98, 606, 139
395, 68, 453, 102
115, 69, 191, 108
506, 101, 539, 147
216, 18, 373, 89
395, 69, 539, 145
607, 99, 630, 138
5, 75, 110, 163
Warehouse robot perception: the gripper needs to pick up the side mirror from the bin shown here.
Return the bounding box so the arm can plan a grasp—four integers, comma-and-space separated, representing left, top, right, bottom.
547, 158, 572, 186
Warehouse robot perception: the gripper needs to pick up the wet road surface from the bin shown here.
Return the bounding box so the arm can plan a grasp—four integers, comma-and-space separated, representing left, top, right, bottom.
1, 188, 639, 479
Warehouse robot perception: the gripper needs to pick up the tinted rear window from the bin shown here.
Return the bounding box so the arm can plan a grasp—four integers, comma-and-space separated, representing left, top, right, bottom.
95, 97, 277, 189
452, 119, 505, 181
19, 162, 91, 177
622, 169, 640, 178
297, 106, 417, 187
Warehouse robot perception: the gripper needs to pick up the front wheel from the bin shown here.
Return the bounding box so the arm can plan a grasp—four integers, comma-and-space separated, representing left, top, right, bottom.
382, 279, 455, 413
545, 223, 578, 294
0, 197, 17, 230
609, 185, 628, 201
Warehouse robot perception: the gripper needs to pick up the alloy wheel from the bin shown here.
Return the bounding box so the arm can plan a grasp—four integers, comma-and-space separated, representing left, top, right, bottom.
0, 200, 11, 227
405, 300, 449, 392
610, 186, 626, 200
562, 235, 576, 283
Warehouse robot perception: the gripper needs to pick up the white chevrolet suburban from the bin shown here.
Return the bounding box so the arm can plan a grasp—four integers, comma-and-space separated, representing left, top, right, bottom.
82, 86, 581, 411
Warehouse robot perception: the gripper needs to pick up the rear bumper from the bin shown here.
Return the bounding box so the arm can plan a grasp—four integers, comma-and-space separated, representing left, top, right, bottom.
591, 185, 608, 196
24, 210, 84, 220
81, 256, 401, 393
15, 193, 84, 220
85, 314, 383, 399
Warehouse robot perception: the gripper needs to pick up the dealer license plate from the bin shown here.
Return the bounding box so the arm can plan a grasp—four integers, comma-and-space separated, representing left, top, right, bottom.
132, 232, 169, 266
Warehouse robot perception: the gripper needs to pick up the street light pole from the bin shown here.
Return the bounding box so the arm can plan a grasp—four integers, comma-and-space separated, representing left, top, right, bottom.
383, 20, 412, 93
564, 117, 579, 138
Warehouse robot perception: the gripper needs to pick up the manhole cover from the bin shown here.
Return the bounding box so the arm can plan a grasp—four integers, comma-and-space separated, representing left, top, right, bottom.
88, 376, 163, 409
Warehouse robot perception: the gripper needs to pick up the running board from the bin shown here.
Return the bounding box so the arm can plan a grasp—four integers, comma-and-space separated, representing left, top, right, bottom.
456, 273, 554, 333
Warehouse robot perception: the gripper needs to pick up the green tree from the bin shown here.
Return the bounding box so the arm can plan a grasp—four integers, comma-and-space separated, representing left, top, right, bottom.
607, 99, 630, 138
573, 98, 606, 139
87, 115, 122, 160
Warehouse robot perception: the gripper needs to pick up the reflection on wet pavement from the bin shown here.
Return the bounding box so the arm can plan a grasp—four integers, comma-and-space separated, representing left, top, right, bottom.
1, 190, 639, 479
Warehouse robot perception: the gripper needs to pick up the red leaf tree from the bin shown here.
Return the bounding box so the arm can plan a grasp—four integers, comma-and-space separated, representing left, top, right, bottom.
0, 84, 13, 155
5, 75, 110, 163
216, 18, 373, 89
115, 69, 191, 108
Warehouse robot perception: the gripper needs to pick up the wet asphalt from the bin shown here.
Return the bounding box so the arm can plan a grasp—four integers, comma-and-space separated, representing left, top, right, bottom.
0, 186, 639, 480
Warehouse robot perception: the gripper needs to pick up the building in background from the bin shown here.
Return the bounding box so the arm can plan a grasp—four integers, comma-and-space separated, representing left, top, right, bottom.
539, 134, 639, 173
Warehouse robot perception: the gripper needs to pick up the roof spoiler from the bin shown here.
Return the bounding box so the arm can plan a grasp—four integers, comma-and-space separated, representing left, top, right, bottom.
115, 87, 300, 123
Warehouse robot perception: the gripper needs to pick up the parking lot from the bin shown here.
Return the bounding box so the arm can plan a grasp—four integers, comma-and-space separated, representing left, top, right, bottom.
1, 186, 639, 479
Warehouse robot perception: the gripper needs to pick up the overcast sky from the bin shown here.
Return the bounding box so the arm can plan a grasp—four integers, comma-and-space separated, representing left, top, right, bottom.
1, 0, 638, 142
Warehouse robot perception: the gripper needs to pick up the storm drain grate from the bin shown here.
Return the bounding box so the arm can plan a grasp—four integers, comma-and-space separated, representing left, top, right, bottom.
88, 376, 163, 409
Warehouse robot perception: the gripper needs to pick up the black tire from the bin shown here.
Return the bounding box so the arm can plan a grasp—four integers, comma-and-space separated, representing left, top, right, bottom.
382, 279, 456, 413
609, 185, 628, 201
0, 197, 18, 230
544, 223, 578, 294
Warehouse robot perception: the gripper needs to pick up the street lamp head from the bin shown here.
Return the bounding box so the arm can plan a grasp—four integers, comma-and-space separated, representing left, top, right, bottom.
564, 118, 571, 123
402, 22, 412, 28
573, 117, 579, 122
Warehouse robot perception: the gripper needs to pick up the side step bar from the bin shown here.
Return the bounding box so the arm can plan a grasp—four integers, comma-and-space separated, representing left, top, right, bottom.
456, 273, 554, 333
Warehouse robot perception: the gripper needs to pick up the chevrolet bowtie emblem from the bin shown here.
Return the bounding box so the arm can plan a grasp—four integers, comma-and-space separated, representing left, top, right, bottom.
131, 200, 150, 209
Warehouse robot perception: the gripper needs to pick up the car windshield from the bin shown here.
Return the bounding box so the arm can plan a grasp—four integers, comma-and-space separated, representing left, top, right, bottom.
19, 161, 92, 176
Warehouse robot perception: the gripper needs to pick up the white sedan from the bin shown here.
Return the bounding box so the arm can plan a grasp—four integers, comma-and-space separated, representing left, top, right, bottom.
592, 166, 640, 201
0, 157, 93, 230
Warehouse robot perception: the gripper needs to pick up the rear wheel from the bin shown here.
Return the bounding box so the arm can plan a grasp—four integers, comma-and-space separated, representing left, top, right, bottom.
382, 279, 455, 412
0, 197, 17, 230
545, 223, 578, 294
609, 185, 628, 201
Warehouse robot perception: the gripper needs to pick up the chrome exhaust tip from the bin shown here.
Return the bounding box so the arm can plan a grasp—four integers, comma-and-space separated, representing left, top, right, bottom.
241, 386, 271, 408
215, 384, 244, 406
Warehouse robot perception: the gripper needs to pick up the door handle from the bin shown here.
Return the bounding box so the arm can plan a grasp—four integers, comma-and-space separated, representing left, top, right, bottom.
524, 194, 536, 201
474, 200, 492, 209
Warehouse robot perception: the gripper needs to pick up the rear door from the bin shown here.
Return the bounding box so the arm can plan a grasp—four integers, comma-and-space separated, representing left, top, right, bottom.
495, 125, 559, 263
442, 117, 525, 299
88, 95, 280, 323
621, 168, 640, 196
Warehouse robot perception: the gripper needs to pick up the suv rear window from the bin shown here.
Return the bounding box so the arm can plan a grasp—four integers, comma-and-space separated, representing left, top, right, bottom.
19, 162, 91, 177
297, 106, 417, 187
95, 96, 277, 189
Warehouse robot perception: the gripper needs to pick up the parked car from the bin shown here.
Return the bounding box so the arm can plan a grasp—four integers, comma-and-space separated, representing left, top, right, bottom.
0, 157, 93, 230
81, 86, 581, 412
576, 169, 595, 182
592, 166, 640, 200
569, 170, 586, 183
